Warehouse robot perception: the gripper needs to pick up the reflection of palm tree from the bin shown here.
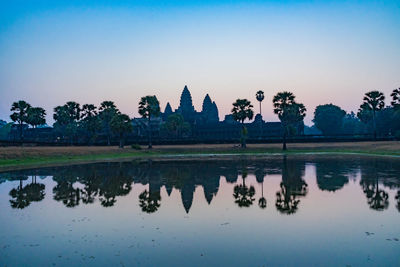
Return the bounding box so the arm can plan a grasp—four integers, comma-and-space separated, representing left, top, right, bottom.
275, 184, 300, 214
139, 189, 161, 213
361, 178, 389, 211
9, 177, 45, 209
360, 161, 389, 211
258, 180, 267, 209
233, 170, 255, 208
9, 179, 30, 209
53, 180, 81, 208
396, 191, 400, 212
275, 157, 307, 215
24, 183, 45, 202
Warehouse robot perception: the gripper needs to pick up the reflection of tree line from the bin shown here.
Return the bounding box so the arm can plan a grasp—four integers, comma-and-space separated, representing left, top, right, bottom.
3, 157, 400, 214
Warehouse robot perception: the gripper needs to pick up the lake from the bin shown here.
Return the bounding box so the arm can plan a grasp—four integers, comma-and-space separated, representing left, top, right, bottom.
0, 155, 399, 266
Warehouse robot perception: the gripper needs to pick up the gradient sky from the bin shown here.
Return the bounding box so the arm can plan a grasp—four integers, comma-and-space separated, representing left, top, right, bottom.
1, 0, 399, 125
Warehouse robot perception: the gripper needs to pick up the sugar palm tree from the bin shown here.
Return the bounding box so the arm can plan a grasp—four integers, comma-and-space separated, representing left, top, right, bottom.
53, 101, 81, 145
10, 100, 31, 140
256, 90, 265, 116
81, 104, 101, 145
110, 113, 133, 148
99, 101, 119, 145
391, 88, 400, 110
273, 92, 306, 150
358, 91, 385, 140
231, 99, 254, 148
138, 95, 161, 149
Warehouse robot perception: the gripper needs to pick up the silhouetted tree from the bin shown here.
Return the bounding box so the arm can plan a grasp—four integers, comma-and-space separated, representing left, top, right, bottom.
110, 113, 132, 148
26, 107, 46, 128
138, 95, 161, 149
53, 101, 81, 144
10, 100, 31, 140
231, 99, 254, 148
357, 91, 385, 140
273, 92, 306, 150
99, 101, 120, 145
80, 104, 101, 145
391, 88, 400, 110
256, 90, 265, 115
163, 114, 190, 138
341, 112, 366, 135
313, 104, 346, 135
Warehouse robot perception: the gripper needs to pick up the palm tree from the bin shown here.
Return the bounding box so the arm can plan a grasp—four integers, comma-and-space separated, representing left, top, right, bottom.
99, 101, 120, 145
10, 100, 31, 140
273, 92, 306, 150
256, 90, 265, 116
358, 91, 385, 140
110, 113, 133, 148
391, 88, 400, 110
231, 99, 254, 148
81, 104, 101, 144
53, 101, 81, 145
26, 107, 46, 128
138, 96, 161, 149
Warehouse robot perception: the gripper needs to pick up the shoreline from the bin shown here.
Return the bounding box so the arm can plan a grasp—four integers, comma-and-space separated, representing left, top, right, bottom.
1, 148, 400, 172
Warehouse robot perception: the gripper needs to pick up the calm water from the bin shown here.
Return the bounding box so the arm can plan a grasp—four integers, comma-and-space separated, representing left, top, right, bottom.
0, 155, 399, 266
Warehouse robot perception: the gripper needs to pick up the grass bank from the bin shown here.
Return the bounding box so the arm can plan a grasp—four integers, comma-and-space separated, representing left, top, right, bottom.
1, 141, 399, 171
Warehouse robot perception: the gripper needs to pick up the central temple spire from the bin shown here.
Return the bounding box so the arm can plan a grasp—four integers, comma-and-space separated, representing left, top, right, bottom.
177, 85, 195, 114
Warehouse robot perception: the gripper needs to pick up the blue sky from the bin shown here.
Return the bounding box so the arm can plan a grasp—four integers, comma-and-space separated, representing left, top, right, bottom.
1, 0, 399, 124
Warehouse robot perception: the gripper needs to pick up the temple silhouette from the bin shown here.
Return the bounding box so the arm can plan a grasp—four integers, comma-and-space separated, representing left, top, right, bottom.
132, 85, 286, 142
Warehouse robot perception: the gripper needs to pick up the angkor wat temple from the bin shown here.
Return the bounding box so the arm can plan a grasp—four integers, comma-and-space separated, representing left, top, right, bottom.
132, 85, 287, 142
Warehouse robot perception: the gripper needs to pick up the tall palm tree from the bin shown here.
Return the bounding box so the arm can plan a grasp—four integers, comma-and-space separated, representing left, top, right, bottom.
256, 90, 265, 116
53, 101, 81, 145
110, 113, 133, 148
99, 101, 120, 145
391, 88, 400, 110
10, 100, 31, 140
358, 91, 385, 140
231, 99, 254, 148
273, 92, 306, 150
81, 104, 101, 145
138, 95, 161, 149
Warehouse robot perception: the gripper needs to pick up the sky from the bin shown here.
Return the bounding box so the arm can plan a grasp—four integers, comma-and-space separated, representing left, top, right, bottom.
0, 0, 399, 125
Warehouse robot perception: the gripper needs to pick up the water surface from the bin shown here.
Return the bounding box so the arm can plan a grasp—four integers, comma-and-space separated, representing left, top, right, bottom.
0, 155, 399, 266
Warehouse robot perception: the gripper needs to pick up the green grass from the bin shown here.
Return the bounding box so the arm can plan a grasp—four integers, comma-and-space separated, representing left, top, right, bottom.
1, 147, 399, 171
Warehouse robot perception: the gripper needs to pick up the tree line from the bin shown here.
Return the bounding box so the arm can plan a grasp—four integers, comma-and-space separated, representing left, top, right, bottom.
7, 88, 400, 149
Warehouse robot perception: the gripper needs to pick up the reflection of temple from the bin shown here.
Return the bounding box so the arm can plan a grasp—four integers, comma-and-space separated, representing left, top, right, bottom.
132, 85, 283, 140
2, 156, 399, 214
